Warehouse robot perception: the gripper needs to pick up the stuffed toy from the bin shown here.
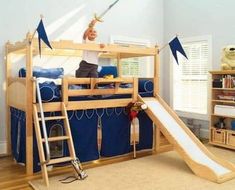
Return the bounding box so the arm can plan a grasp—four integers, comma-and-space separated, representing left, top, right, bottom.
221, 45, 235, 70
126, 102, 147, 121
103, 74, 114, 79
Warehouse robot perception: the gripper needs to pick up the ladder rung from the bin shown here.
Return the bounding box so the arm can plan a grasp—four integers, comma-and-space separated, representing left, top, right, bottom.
38, 116, 66, 121
47, 157, 73, 165
42, 136, 70, 142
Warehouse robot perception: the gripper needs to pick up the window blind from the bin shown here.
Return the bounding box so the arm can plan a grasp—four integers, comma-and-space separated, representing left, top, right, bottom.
121, 58, 140, 76
172, 38, 209, 116
110, 36, 150, 77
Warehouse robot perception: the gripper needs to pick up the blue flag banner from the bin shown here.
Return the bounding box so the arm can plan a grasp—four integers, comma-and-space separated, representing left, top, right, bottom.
36, 19, 52, 56
169, 36, 188, 64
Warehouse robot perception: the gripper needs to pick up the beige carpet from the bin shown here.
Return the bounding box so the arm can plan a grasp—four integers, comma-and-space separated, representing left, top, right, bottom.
30, 145, 235, 190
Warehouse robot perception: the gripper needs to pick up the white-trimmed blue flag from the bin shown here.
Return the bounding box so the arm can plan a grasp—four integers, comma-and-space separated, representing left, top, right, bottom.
36, 19, 52, 56
169, 36, 188, 64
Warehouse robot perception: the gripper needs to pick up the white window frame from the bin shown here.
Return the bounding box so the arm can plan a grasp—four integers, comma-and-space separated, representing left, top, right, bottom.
170, 35, 212, 121
110, 35, 151, 77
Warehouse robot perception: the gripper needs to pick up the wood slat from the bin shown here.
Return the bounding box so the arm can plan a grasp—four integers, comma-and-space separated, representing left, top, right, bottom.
210, 70, 235, 75
38, 116, 66, 121
7, 40, 27, 53
211, 114, 235, 119
36, 99, 133, 112
42, 136, 69, 142
36, 102, 62, 112
6, 37, 158, 58
64, 77, 91, 85
212, 100, 235, 104
33, 105, 49, 186
68, 88, 133, 96
66, 99, 132, 110
93, 78, 124, 84
61, 103, 77, 161
212, 88, 235, 91
8, 77, 26, 86
25, 34, 34, 175
47, 157, 72, 165
30, 40, 157, 58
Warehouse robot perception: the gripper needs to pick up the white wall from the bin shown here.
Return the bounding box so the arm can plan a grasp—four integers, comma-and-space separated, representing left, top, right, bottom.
0, 0, 164, 153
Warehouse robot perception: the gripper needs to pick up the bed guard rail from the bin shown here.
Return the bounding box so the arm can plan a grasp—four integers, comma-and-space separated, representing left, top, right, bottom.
62, 77, 138, 106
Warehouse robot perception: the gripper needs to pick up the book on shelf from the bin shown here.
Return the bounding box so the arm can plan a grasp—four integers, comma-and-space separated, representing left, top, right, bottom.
222, 75, 235, 88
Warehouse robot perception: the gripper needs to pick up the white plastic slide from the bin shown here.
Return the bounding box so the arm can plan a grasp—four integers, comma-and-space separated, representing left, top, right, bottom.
140, 96, 235, 183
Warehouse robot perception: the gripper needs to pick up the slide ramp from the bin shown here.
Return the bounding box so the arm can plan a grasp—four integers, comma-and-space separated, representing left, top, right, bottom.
139, 95, 235, 183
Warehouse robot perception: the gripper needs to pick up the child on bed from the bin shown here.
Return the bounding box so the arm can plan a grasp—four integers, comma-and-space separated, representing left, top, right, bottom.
75, 19, 105, 78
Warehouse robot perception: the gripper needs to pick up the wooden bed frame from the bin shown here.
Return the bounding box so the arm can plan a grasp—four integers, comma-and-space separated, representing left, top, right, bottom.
5, 32, 172, 175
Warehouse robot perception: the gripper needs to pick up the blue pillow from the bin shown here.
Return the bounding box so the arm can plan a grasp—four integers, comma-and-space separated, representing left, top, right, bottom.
98, 66, 118, 78
39, 81, 61, 102
138, 79, 153, 92
19, 67, 64, 79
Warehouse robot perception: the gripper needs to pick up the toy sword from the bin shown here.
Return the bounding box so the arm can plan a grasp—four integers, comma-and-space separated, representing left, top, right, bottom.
94, 0, 120, 22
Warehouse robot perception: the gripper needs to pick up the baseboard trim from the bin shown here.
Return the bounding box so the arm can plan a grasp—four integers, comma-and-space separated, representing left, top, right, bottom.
200, 128, 209, 139
0, 141, 7, 154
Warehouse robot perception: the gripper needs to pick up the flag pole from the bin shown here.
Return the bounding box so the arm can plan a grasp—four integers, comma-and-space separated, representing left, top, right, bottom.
158, 43, 169, 52
30, 14, 44, 43
159, 34, 179, 52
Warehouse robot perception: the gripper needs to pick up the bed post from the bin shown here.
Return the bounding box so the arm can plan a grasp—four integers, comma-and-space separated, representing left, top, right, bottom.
154, 46, 160, 152
5, 41, 12, 155
26, 32, 34, 175
153, 46, 160, 96
133, 77, 138, 102
62, 77, 68, 106
117, 53, 121, 77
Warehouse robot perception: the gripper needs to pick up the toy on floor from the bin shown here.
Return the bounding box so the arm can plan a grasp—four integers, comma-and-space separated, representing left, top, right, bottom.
59, 158, 88, 184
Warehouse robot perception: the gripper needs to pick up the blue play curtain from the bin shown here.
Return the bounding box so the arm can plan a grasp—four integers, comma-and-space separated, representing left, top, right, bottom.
10, 108, 26, 164
100, 107, 131, 157
69, 109, 99, 162
10, 107, 153, 172
136, 111, 153, 150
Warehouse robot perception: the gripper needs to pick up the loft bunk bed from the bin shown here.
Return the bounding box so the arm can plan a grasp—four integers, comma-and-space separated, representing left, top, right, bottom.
5, 33, 172, 175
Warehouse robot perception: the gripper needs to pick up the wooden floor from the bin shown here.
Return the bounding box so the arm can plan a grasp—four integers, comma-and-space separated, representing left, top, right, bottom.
0, 150, 154, 190
0, 156, 34, 190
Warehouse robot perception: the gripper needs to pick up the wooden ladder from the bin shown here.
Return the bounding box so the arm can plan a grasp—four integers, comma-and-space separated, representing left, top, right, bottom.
33, 79, 86, 187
